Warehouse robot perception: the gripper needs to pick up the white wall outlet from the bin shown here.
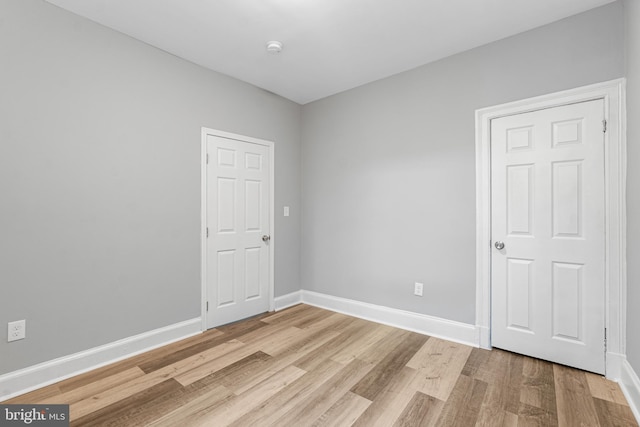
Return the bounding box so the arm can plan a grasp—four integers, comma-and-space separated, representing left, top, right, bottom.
414, 282, 424, 297
8, 320, 26, 342
284, 206, 290, 217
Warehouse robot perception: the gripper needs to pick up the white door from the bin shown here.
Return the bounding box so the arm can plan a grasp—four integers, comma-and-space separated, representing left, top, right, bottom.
491, 99, 606, 374
206, 134, 271, 328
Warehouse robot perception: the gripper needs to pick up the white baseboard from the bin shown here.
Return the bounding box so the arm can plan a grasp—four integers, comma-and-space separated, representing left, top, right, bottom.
0, 318, 201, 402
274, 291, 302, 311
620, 359, 640, 424
300, 290, 479, 347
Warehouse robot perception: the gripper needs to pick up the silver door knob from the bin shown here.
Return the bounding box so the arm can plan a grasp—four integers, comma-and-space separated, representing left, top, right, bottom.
494, 241, 505, 250
262, 235, 271, 242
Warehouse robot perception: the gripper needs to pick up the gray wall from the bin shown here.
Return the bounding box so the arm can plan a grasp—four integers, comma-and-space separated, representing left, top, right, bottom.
0, 0, 301, 375
301, 3, 624, 324
625, 0, 640, 375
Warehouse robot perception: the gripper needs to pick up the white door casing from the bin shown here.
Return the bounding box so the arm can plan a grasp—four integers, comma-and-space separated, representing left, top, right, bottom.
491, 100, 605, 374
475, 79, 626, 378
201, 128, 275, 330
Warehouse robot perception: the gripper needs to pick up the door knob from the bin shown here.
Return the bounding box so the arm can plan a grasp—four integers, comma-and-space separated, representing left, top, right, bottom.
262, 235, 271, 242
494, 241, 505, 250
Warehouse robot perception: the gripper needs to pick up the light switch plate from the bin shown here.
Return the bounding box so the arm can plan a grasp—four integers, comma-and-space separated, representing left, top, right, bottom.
414, 282, 424, 297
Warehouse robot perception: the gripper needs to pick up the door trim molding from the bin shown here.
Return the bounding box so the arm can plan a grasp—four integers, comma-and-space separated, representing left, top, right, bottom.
475, 79, 626, 378
200, 128, 275, 331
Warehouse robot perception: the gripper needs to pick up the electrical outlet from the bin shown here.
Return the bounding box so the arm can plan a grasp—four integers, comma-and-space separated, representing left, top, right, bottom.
8, 320, 25, 342
414, 282, 424, 297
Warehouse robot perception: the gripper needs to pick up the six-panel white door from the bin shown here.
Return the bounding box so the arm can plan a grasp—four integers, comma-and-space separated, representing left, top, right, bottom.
206, 135, 271, 328
491, 99, 606, 374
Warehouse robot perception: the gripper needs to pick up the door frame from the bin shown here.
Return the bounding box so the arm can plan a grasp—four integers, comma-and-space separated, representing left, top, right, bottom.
475, 79, 626, 378
200, 127, 275, 331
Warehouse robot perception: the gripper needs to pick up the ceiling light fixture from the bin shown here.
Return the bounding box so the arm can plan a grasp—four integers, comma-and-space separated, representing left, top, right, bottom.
266, 41, 283, 54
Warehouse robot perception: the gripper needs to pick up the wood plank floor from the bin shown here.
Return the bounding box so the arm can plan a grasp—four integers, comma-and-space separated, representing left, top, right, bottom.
3, 304, 637, 426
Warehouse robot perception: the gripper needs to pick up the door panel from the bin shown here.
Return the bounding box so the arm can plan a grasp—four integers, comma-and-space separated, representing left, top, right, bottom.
245, 180, 262, 231
217, 178, 236, 232
491, 99, 605, 374
506, 258, 533, 331
245, 247, 262, 299
507, 164, 534, 235
206, 135, 271, 328
552, 261, 583, 341
217, 250, 236, 306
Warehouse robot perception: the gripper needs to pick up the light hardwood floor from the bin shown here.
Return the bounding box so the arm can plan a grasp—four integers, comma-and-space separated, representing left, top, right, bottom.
3, 304, 637, 426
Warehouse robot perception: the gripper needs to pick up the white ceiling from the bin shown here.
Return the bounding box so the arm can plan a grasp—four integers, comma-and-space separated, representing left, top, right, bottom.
44, 0, 616, 105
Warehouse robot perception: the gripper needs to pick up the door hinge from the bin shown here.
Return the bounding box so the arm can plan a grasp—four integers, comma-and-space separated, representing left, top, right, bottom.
206, 153, 209, 164
604, 327, 607, 352
206, 301, 209, 312
603, 119, 607, 133
206, 227, 209, 238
